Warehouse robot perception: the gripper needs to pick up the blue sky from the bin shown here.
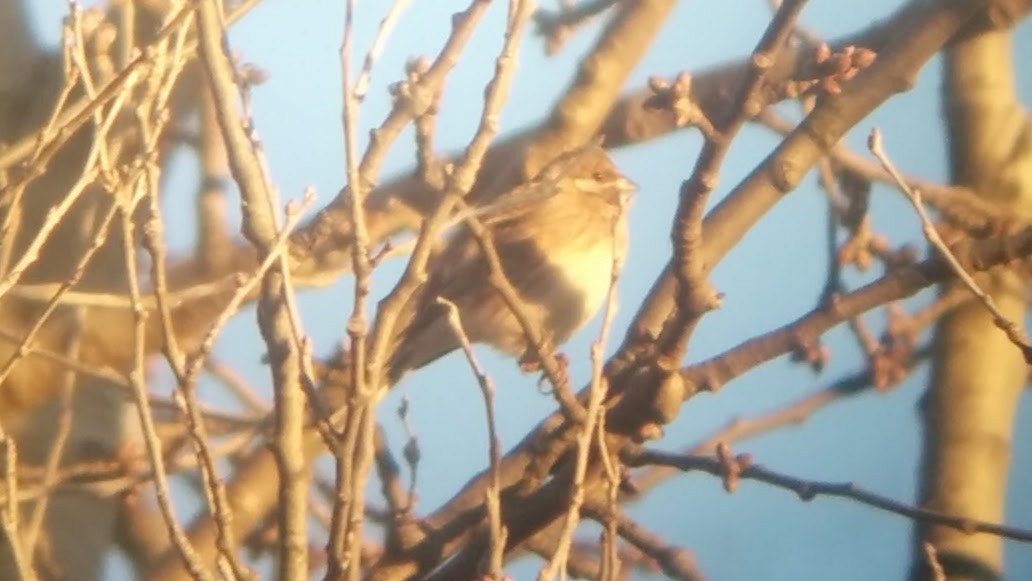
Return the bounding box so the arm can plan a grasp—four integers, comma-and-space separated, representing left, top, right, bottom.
25, 1, 1032, 579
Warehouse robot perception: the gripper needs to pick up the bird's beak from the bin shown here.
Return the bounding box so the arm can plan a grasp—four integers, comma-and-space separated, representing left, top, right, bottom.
613, 176, 638, 195
573, 175, 639, 198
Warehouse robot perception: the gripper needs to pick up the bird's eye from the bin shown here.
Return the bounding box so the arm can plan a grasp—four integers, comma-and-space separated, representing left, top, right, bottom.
592, 171, 606, 181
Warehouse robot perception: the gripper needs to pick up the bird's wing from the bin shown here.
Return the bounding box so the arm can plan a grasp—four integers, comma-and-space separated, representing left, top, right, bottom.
387, 223, 598, 386
384, 228, 498, 382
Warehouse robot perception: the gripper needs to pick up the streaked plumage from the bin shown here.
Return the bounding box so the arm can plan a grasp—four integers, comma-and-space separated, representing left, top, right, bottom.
382, 145, 635, 386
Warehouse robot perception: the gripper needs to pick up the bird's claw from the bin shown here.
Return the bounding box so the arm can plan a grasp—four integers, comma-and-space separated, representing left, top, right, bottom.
519, 351, 570, 393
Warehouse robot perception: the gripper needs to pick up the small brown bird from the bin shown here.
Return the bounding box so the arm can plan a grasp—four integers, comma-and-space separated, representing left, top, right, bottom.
383, 145, 635, 385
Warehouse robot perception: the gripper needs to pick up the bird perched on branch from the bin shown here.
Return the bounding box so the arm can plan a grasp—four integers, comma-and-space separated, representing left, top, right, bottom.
378, 144, 636, 387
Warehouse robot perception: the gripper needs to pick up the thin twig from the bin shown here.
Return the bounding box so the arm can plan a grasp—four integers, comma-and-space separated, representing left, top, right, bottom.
868, 128, 1032, 362
0, 203, 119, 386
204, 359, 271, 415
630, 348, 931, 496
193, 0, 310, 576
21, 310, 82, 554
436, 297, 507, 579
0, 427, 37, 581
923, 542, 946, 581
0, 1, 263, 174
681, 225, 1032, 397
327, 0, 373, 574
291, 0, 496, 272
660, 0, 808, 363
7, 276, 242, 310
141, 173, 253, 581
364, 0, 527, 387
0, 324, 128, 388
758, 109, 1023, 231
534, 0, 619, 55
626, 449, 1032, 543
594, 411, 621, 581
370, 425, 413, 531
120, 193, 212, 580
0, 14, 81, 280
0, 78, 134, 301
451, 194, 587, 421
396, 397, 421, 509
354, 0, 413, 101
540, 171, 628, 580
583, 502, 704, 581
325, 5, 505, 578
180, 195, 314, 382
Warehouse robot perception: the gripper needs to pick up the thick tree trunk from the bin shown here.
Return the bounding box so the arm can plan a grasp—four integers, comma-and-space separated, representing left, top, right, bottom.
914, 27, 1032, 581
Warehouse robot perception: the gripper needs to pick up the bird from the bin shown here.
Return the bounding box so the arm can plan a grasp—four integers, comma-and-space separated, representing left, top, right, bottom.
379, 144, 636, 387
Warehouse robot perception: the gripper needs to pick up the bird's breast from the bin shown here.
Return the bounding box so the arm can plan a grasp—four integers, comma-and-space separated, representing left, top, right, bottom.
553, 242, 614, 316
539, 225, 625, 343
